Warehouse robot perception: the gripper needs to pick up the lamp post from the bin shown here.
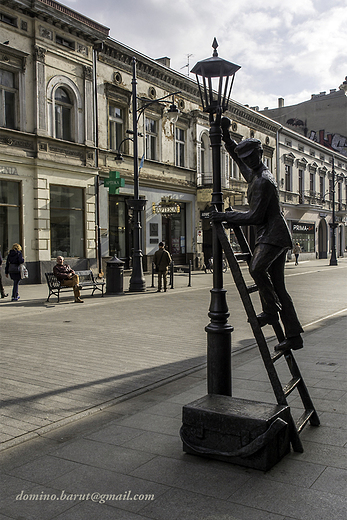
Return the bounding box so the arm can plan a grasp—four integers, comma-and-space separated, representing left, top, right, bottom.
118, 57, 181, 292
329, 156, 338, 266
191, 39, 240, 395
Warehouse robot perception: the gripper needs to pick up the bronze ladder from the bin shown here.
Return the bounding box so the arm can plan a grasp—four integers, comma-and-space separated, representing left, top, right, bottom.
215, 222, 320, 452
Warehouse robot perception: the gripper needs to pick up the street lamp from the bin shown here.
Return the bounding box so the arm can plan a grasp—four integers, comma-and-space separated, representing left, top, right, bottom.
191, 39, 240, 395
127, 57, 181, 292
329, 156, 338, 266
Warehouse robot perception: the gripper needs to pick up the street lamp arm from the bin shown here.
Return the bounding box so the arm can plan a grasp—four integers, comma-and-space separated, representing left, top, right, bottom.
136, 90, 181, 123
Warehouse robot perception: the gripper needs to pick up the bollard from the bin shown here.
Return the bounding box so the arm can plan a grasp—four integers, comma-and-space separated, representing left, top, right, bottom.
170, 260, 174, 289
151, 262, 155, 288
188, 260, 192, 287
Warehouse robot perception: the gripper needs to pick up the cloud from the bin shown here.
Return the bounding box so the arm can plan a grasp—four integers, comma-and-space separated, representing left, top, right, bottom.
62, 0, 347, 108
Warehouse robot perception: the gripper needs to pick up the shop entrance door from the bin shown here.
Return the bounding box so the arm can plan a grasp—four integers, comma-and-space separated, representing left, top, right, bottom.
318, 219, 327, 259
162, 210, 186, 264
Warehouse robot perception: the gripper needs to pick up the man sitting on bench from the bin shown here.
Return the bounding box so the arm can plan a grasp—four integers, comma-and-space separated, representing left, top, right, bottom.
53, 256, 84, 303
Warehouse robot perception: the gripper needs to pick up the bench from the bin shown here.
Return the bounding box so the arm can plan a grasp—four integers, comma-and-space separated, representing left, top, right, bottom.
45, 270, 105, 302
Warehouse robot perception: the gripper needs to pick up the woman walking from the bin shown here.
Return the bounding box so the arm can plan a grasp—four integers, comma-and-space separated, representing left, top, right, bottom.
0, 249, 8, 298
293, 242, 301, 265
5, 243, 24, 301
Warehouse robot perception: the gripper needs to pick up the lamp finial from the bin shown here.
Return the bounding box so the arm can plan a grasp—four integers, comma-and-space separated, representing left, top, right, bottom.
212, 38, 218, 57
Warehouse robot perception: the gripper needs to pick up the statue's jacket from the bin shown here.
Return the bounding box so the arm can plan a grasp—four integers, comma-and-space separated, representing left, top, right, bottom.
226, 168, 292, 249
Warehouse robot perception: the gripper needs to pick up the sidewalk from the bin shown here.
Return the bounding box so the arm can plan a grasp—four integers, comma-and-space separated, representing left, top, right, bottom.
1, 259, 347, 451
1, 259, 347, 519
1, 307, 346, 519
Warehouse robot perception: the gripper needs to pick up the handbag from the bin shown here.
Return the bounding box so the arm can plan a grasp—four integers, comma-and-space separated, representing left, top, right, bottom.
8, 263, 20, 274
19, 264, 29, 279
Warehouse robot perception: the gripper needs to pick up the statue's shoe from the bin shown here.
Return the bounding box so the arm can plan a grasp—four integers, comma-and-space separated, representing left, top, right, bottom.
275, 336, 303, 352
256, 312, 279, 327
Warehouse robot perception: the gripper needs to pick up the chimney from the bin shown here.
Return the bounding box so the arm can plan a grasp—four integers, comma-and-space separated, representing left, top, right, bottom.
155, 57, 171, 68
278, 97, 284, 108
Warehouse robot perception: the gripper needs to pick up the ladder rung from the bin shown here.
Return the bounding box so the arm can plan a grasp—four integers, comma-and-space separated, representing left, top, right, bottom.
246, 284, 258, 294
271, 350, 284, 362
283, 377, 301, 397
296, 409, 315, 433
235, 253, 251, 262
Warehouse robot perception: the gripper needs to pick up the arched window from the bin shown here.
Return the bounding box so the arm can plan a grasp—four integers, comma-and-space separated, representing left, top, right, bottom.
201, 139, 206, 174
55, 87, 72, 141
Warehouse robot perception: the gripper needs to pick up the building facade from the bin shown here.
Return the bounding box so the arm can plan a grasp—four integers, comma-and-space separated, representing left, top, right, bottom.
1, 0, 346, 287
0, 0, 109, 282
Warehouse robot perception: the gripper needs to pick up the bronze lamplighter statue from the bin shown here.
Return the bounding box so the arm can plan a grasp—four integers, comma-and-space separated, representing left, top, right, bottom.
180, 40, 318, 471
210, 118, 304, 352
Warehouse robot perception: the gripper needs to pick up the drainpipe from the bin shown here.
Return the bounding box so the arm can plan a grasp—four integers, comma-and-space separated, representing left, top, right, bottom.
93, 43, 103, 275
276, 125, 283, 186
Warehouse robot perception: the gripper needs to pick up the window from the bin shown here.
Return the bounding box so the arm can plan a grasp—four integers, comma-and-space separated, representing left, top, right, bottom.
338, 182, 342, 207
0, 12, 17, 26
310, 172, 315, 193
145, 117, 158, 160
0, 69, 16, 129
50, 185, 84, 258
264, 156, 272, 170
109, 104, 123, 151
230, 158, 239, 179
319, 176, 324, 199
0, 180, 21, 255
56, 35, 75, 50
285, 164, 291, 191
55, 87, 72, 141
201, 139, 206, 174
299, 170, 304, 202
175, 127, 185, 167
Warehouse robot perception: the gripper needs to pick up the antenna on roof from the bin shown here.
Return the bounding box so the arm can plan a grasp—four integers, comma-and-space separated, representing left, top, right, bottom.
181, 54, 193, 76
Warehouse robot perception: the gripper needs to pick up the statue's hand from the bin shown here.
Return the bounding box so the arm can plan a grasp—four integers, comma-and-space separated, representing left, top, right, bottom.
220, 117, 236, 146
221, 117, 231, 131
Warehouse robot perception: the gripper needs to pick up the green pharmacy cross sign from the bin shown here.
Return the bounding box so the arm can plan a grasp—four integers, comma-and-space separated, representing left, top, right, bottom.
104, 171, 125, 194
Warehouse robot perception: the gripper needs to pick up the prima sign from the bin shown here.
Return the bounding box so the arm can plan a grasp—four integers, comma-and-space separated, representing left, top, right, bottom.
0, 166, 18, 176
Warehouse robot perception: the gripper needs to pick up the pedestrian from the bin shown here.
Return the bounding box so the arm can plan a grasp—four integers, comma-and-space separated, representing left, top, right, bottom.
53, 256, 83, 303
293, 242, 301, 265
210, 118, 304, 352
153, 242, 172, 292
5, 243, 24, 301
0, 248, 9, 298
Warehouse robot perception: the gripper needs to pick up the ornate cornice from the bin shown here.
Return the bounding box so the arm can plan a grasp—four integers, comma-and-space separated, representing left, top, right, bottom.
100, 41, 200, 101
227, 105, 279, 134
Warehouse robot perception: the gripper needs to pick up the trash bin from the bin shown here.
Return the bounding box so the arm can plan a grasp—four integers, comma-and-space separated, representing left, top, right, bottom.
106, 255, 124, 294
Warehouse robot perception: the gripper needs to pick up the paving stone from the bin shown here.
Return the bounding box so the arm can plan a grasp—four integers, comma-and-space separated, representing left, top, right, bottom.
52, 501, 152, 520
49, 438, 156, 474
140, 487, 285, 520
130, 455, 252, 500
48, 465, 168, 513
6, 455, 81, 486
0, 484, 76, 520
310, 466, 347, 496
229, 476, 347, 520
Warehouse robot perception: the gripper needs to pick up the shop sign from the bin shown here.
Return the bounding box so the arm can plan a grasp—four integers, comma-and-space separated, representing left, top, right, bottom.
200, 210, 211, 219
152, 198, 181, 215
292, 222, 315, 234
0, 166, 18, 176
104, 171, 125, 194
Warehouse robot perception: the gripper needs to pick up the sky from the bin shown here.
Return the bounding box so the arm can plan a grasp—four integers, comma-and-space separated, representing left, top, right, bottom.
64, 0, 347, 110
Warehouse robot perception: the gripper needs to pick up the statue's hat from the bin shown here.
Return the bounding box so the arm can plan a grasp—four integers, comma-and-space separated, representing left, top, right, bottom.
235, 138, 262, 158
